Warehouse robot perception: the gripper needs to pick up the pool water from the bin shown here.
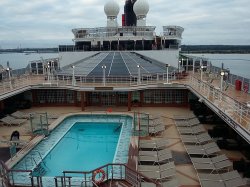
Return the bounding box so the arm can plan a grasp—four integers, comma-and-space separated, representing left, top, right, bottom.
43, 122, 121, 176
11, 114, 132, 186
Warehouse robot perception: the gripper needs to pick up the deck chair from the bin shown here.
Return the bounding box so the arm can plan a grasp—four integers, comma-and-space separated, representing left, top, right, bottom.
181, 133, 212, 144
175, 120, 189, 127
149, 124, 165, 135
0, 116, 27, 126
198, 170, 245, 187
139, 161, 175, 172
139, 139, 168, 150
173, 114, 196, 120
141, 177, 179, 187
192, 159, 232, 172
221, 170, 245, 187
140, 167, 176, 181
139, 149, 172, 157
11, 111, 30, 119
188, 118, 200, 126
178, 125, 206, 135
186, 142, 220, 156
191, 154, 228, 164
139, 153, 173, 165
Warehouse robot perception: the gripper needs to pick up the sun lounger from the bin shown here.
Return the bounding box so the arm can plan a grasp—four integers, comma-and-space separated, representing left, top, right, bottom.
139, 139, 168, 150
186, 142, 221, 156
149, 118, 163, 126
149, 124, 165, 135
198, 170, 245, 187
181, 133, 212, 144
139, 149, 172, 157
175, 117, 200, 127
0, 116, 27, 126
140, 167, 176, 181
139, 153, 173, 164
139, 161, 175, 171
173, 114, 196, 120
178, 125, 206, 135
191, 154, 228, 164
193, 159, 232, 172
141, 177, 179, 187
11, 111, 30, 119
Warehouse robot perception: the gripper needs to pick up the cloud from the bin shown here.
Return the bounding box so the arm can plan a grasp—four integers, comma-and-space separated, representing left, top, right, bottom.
0, 0, 249, 48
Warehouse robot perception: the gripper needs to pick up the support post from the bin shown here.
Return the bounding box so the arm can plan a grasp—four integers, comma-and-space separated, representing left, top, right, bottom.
128, 92, 132, 111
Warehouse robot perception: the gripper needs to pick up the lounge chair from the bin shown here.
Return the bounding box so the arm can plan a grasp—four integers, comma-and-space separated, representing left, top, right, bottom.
139, 153, 173, 165
141, 177, 179, 187
173, 114, 196, 120
191, 154, 228, 164
149, 118, 164, 126
181, 133, 212, 144
139, 139, 168, 150
139, 161, 175, 171
149, 124, 165, 135
192, 159, 232, 172
139, 149, 172, 157
186, 142, 221, 156
177, 125, 206, 135
198, 170, 245, 187
0, 116, 27, 126
175, 118, 200, 127
11, 111, 30, 119
140, 169, 176, 181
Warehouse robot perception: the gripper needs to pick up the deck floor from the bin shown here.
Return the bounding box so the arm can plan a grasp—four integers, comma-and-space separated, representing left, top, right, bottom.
0, 106, 249, 186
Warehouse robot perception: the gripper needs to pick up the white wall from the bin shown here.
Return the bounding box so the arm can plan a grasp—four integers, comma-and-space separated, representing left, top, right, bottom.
59, 52, 99, 68
135, 50, 180, 68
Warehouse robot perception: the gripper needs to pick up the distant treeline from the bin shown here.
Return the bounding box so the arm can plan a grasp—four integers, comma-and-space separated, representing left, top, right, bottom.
1, 45, 250, 54
181, 45, 250, 54
0, 48, 58, 53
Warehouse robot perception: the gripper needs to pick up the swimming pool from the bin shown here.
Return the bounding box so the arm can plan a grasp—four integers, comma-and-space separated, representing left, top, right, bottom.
11, 114, 133, 186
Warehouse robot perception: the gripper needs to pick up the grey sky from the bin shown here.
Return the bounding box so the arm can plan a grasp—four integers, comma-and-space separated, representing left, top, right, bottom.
0, 0, 249, 48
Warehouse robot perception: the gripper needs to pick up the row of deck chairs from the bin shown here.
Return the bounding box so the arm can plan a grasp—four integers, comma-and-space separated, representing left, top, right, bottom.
174, 115, 245, 187
0, 111, 59, 126
138, 138, 179, 187
0, 115, 27, 126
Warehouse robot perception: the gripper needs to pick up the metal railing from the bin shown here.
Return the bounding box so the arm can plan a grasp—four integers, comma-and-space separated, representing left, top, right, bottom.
0, 161, 160, 187
209, 65, 250, 93
188, 76, 250, 142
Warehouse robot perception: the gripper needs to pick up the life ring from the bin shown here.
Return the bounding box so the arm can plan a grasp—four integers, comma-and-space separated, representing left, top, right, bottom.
92, 169, 105, 184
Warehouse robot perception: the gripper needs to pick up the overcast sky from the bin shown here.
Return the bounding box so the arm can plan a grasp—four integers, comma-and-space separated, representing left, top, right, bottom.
0, 0, 249, 48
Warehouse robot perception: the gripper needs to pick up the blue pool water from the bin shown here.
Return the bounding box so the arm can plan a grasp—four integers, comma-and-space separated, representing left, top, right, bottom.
11, 114, 132, 186
44, 122, 121, 176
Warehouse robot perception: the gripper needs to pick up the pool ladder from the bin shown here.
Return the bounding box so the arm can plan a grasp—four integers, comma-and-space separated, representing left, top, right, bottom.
24, 151, 48, 177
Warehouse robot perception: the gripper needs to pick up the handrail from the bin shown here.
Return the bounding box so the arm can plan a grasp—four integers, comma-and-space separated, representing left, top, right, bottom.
61, 163, 160, 186
188, 75, 250, 141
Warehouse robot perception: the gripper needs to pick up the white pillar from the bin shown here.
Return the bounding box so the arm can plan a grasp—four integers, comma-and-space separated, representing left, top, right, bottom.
166, 64, 170, 83
72, 65, 76, 86
102, 65, 106, 86
137, 65, 141, 84
193, 59, 195, 74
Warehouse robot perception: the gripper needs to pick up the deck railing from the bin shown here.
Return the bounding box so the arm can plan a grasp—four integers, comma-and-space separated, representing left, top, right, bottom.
188, 76, 250, 143
0, 161, 160, 187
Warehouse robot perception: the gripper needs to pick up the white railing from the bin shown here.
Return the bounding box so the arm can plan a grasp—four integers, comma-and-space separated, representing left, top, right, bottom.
189, 76, 250, 132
